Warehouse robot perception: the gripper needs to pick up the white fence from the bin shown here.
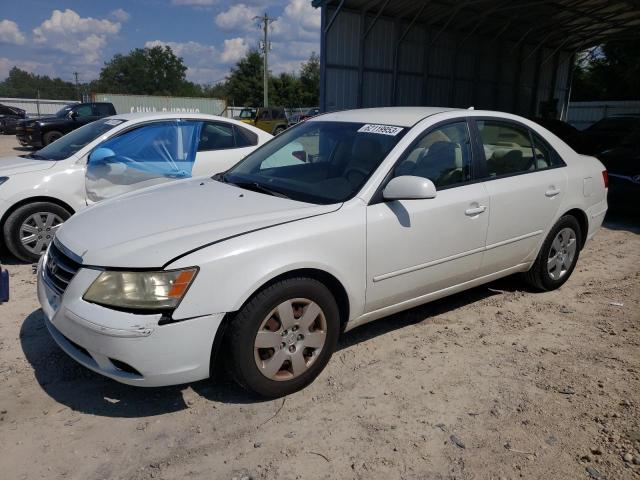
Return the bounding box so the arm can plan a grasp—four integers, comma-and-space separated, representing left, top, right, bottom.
567, 100, 640, 129
0, 97, 78, 117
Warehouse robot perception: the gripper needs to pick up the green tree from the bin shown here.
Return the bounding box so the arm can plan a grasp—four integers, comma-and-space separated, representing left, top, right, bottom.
573, 39, 640, 101
299, 52, 320, 107
224, 49, 264, 106
96, 45, 196, 96
0, 67, 80, 99
269, 72, 302, 107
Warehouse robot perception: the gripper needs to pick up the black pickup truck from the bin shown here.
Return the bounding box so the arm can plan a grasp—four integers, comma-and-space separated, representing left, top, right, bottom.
16, 102, 116, 148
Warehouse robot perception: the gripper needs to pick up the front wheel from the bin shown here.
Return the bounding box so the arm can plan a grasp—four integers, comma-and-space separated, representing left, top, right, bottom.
523, 215, 582, 291
3, 202, 71, 262
227, 277, 340, 398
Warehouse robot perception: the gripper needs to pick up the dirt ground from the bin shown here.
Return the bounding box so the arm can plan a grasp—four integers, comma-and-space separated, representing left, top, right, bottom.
0, 135, 639, 480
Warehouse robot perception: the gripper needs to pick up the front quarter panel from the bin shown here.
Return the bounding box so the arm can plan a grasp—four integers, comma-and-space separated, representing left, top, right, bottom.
167, 201, 366, 323
0, 161, 87, 218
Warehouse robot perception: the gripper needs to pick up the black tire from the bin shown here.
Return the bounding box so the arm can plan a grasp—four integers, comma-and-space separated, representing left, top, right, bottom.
273, 126, 286, 135
43, 130, 63, 145
227, 277, 340, 398
523, 215, 582, 291
3, 202, 72, 263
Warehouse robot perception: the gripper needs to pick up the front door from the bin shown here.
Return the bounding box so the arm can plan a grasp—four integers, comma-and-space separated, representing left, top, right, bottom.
365, 120, 490, 312
85, 120, 201, 203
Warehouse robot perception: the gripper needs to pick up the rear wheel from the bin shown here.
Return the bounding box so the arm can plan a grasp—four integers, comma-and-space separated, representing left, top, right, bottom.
43, 130, 63, 145
3, 202, 71, 262
523, 215, 582, 291
274, 126, 286, 135
227, 277, 340, 398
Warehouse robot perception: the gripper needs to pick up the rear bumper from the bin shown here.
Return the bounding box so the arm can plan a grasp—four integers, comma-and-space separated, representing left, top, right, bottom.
586, 197, 607, 242
36, 255, 224, 387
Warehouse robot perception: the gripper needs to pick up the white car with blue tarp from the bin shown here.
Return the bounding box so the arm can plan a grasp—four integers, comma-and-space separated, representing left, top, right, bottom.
0, 113, 271, 262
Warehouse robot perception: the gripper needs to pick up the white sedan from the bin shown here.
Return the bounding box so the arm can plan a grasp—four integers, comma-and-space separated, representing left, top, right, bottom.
37, 107, 608, 397
0, 113, 271, 262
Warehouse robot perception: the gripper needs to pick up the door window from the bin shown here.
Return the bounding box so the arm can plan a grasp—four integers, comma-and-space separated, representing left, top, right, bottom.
86, 120, 202, 201
477, 121, 536, 177
74, 105, 93, 118
198, 122, 235, 151
392, 121, 472, 189
259, 110, 272, 120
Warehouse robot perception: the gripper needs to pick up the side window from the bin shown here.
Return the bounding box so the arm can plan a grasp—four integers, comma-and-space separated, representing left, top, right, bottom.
74, 105, 93, 118
259, 110, 271, 120
234, 125, 258, 147
393, 121, 472, 189
198, 122, 235, 151
89, 121, 201, 178
93, 104, 113, 116
477, 121, 535, 177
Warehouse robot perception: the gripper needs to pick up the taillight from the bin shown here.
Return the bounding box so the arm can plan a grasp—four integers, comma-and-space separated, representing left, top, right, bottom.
602, 170, 609, 188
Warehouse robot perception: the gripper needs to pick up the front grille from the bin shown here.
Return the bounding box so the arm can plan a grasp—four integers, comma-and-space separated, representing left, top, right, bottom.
44, 242, 81, 295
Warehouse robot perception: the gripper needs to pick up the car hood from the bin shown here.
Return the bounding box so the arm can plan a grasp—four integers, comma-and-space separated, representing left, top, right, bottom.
0, 155, 57, 175
57, 177, 341, 268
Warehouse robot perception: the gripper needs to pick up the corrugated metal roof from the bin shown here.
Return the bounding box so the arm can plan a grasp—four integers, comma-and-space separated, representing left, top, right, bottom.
314, 0, 640, 50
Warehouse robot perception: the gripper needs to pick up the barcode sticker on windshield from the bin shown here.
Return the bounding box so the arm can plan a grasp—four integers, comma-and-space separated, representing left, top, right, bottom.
358, 124, 404, 136
104, 119, 124, 126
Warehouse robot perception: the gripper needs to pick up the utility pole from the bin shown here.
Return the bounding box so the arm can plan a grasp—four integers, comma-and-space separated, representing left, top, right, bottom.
73, 71, 80, 101
254, 13, 275, 108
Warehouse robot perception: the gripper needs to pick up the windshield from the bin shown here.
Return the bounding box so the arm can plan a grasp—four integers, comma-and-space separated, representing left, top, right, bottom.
54, 105, 74, 118
222, 121, 407, 204
34, 118, 126, 160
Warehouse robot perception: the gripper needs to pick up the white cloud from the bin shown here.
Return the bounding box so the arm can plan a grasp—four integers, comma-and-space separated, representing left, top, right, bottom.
109, 9, 131, 22
0, 19, 26, 45
33, 9, 121, 65
220, 37, 250, 63
215, 4, 261, 31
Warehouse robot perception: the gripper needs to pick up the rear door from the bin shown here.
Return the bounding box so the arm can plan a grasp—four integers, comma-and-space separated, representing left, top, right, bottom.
193, 121, 260, 176
473, 118, 568, 274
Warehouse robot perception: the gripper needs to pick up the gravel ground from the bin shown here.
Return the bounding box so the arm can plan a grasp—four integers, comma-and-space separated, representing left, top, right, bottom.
0, 135, 639, 480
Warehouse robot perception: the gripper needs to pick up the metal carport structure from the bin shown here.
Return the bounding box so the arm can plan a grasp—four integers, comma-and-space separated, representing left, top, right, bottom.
312, 0, 640, 118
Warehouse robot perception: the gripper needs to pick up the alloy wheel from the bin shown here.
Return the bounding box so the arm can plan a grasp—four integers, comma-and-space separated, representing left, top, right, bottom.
547, 227, 577, 280
19, 212, 63, 256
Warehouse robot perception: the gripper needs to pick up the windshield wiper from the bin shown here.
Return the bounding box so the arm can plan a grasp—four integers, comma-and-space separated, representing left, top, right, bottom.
229, 180, 290, 199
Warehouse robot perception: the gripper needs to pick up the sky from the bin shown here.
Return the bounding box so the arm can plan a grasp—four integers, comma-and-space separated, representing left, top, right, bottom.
0, 0, 321, 85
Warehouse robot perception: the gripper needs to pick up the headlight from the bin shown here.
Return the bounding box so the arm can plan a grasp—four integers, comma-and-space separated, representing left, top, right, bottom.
83, 268, 198, 311
0, 177, 8, 187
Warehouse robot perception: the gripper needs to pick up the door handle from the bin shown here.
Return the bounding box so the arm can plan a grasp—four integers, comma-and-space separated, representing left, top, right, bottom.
545, 188, 561, 197
465, 205, 487, 216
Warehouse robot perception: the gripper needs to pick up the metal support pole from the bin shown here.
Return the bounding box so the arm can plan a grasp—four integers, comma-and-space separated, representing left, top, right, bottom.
255, 13, 275, 108
392, 2, 428, 105
319, 6, 327, 111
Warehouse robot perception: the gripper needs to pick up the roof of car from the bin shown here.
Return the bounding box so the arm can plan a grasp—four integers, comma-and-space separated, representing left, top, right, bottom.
312, 107, 460, 127
107, 112, 236, 122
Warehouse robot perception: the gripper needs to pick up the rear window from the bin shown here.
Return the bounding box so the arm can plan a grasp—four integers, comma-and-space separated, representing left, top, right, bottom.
235, 125, 258, 147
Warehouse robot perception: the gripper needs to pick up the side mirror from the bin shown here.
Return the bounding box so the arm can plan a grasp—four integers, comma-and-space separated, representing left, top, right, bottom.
69, 110, 78, 120
383, 175, 437, 201
89, 147, 115, 164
